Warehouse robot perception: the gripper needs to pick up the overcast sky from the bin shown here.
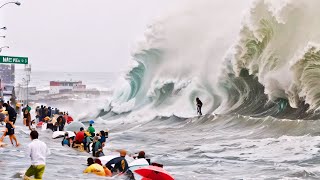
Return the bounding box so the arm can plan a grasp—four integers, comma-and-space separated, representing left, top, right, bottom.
0, 0, 252, 72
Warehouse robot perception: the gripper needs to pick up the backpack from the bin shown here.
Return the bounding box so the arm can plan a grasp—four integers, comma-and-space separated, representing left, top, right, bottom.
63, 139, 69, 145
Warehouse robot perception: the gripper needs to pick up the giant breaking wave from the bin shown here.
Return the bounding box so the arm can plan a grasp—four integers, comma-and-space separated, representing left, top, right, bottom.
109, 0, 320, 121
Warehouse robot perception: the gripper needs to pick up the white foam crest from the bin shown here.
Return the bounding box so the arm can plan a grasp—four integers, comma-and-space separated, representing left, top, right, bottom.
112, 0, 250, 117
233, 0, 320, 110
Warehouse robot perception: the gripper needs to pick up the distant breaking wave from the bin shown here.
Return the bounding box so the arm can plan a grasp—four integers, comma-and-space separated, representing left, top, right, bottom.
110, 0, 320, 120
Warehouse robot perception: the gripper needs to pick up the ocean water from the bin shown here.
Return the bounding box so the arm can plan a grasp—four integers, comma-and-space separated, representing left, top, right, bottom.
2, 0, 320, 179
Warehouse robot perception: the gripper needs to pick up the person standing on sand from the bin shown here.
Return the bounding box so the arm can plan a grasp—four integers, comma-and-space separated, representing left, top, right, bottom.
196, 97, 203, 116
24, 131, 51, 180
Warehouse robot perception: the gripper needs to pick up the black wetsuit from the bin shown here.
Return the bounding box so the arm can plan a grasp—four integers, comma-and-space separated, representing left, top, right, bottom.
6, 105, 17, 124
105, 156, 129, 173
196, 99, 203, 116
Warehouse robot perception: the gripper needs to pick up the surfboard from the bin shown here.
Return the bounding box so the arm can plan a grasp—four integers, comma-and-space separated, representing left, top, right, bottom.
129, 159, 149, 180
52, 131, 65, 139
20, 129, 30, 135
66, 131, 75, 137
99, 155, 118, 165
52, 131, 76, 139
129, 158, 149, 168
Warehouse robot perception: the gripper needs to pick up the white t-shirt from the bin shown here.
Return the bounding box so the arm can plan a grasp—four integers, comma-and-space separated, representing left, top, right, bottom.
26, 139, 51, 165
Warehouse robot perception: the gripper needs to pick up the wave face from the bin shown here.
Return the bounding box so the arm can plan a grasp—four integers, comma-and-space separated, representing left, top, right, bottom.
111, 0, 320, 120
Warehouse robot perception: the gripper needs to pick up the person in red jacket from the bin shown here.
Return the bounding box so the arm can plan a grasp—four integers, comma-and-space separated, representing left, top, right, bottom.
72, 127, 85, 147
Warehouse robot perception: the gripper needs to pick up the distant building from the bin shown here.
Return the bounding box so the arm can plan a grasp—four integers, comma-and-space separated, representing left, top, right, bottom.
0, 64, 15, 84
0, 64, 15, 102
49, 81, 86, 94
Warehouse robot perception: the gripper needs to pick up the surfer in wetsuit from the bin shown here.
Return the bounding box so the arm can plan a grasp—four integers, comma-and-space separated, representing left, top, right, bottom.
196, 97, 203, 116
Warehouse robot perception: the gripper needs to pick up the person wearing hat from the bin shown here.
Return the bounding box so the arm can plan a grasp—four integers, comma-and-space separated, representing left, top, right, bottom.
104, 149, 129, 174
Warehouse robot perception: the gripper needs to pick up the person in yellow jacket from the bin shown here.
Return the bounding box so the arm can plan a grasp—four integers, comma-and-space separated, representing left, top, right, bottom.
84, 163, 105, 176
83, 158, 112, 177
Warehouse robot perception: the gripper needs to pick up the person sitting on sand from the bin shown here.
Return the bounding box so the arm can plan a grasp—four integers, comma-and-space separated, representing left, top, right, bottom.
105, 150, 129, 174
0, 111, 20, 146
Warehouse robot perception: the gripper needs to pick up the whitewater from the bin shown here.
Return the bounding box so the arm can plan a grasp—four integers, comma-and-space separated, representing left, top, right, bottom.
2, 0, 320, 179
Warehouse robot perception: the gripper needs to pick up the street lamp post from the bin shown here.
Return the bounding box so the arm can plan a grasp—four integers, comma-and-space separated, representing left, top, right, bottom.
22, 65, 31, 106
0, 1, 20, 9
22, 78, 28, 106
0, 1, 21, 107
0, 46, 9, 53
